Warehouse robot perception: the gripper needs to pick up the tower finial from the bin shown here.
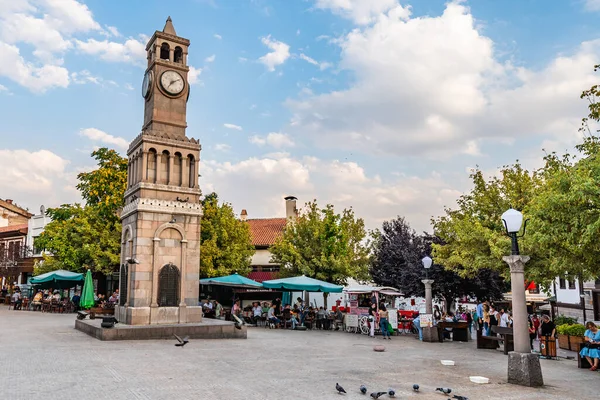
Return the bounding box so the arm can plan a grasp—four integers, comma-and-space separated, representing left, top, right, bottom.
163, 16, 176, 35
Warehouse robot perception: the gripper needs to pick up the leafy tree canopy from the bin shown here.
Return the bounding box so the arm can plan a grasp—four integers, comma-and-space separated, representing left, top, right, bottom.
371, 217, 506, 311
36, 148, 127, 275
270, 200, 370, 286
200, 192, 255, 278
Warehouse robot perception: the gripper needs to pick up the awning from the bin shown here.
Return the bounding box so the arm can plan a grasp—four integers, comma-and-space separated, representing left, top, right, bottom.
30, 269, 84, 289
262, 275, 343, 293
200, 273, 263, 289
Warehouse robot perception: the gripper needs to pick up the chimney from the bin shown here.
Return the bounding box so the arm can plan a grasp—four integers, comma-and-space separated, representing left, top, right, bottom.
284, 196, 298, 221
240, 209, 248, 221
6, 199, 13, 204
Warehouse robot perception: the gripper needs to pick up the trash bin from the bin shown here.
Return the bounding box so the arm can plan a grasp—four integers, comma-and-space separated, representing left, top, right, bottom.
540, 335, 557, 358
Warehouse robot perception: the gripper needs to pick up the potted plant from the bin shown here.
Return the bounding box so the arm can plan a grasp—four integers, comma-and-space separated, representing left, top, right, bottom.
566, 324, 586, 351
556, 324, 571, 350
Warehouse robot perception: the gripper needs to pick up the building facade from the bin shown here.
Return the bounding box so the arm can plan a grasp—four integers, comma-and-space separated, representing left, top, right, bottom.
550, 277, 600, 323
0, 199, 33, 286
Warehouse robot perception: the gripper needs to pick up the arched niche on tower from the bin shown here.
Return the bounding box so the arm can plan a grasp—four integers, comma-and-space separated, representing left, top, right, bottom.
147, 148, 157, 183
187, 154, 196, 188
173, 152, 183, 186
174, 46, 183, 64
159, 150, 170, 185
160, 42, 170, 61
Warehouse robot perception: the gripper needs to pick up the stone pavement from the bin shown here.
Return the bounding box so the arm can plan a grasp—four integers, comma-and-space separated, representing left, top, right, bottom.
1, 307, 599, 400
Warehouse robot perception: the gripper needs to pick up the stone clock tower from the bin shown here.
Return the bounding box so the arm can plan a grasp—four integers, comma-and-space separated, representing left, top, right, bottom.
116, 17, 203, 326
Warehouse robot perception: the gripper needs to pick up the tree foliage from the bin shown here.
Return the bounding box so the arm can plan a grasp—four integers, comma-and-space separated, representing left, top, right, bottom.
36, 148, 127, 275
270, 200, 370, 286
199, 193, 255, 278
371, 217, 506, 310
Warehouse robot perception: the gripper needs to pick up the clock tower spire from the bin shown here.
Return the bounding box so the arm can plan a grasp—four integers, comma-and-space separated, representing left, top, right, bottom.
141, 16, 190, 138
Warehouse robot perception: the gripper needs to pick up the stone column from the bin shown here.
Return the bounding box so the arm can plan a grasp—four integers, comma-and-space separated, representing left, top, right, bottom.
151, 238, 160, 307
141, 151, 148, 182
169, 48, 175, 62
421, 279, 438, 342
128, 161, 132, 187
168, 155, 175, 185
503, 254, 543, 387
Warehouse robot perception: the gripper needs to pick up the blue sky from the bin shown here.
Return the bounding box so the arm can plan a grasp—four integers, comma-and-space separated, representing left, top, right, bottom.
1, 0, 599, 232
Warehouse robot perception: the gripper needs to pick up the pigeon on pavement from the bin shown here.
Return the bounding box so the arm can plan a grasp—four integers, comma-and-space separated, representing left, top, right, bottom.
174, 334, 189, 347
388, 388, 395, 397
413, 384, 419, 392
336, 383, 346, 394
436, 388, 452, 395
452, 396, 468, 400
360, 385, 367, 394
369, 392, 386, 399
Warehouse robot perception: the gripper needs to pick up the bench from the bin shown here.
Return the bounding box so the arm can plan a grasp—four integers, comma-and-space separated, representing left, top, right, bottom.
437, 321, 469, 342
577, 342, 592, 369
88, 307, 115, 319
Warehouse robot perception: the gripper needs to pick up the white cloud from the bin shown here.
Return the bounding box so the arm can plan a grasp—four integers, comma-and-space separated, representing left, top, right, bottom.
288, 2, 600, 158
313, 0, 409, 25
201, 154, 458, 231
258, 35, 291, 71
205, 54, 216, 63
70, 70, 100, 85
124, 83, 134, 90
75, 37, 146, 65
214, 143, 231, 151
249, 132, 295, 148
0, 41, 69, 92
223, 123, 243, 131
79, 128, 129, 150
214, 33, 222, 40
297, 29, 301, 36
0, 149, 73, 206
0, 84, 8, 91
585, 0, 600, 11
105, 25, 120, 37
299, 53, 332, 70
188, 66, 202, 85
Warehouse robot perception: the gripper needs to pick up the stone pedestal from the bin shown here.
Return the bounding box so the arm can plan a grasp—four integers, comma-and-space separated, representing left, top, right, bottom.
422, 326, 439, 343
507, 352, 544, 387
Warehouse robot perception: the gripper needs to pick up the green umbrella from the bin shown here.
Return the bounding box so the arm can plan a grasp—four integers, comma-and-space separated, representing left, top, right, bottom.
30, 269, 84, 289
80, 270, 95, 309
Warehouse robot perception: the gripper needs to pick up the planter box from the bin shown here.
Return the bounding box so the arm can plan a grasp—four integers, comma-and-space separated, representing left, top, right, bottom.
558, 334, 570, 350
558, 334, 586, 351
569, 335, 585, 351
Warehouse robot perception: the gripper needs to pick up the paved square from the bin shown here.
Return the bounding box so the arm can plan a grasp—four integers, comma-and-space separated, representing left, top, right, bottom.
1, 308, 599, 400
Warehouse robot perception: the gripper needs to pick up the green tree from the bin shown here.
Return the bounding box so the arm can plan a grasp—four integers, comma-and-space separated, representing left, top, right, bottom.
431, 163, 548, 284
36, 148, 127, 275
200, 192, 255, 278
270, 200, 370, 307
527, 65, 600, 282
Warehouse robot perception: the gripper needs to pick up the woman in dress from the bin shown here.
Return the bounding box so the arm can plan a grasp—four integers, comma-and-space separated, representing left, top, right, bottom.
580, 322, 600, 371
528, 315, 537, 350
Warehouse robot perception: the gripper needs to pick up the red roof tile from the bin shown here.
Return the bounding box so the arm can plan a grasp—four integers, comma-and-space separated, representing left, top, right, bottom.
248, 271, 279, 283
0, 223, 28, 234
246, 218, 286, 247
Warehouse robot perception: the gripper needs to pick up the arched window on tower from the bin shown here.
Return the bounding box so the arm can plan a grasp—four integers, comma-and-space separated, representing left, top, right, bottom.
147, 149, 157, 183
174, 46, 183, 64
173, 152, 182, 186
158, 263, 180, 307
160, 150, 170, 184
160, 43, 170, 61
188, 154, 196, 188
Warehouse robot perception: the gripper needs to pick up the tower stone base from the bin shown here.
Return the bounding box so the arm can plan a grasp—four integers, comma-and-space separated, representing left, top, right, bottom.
507, 352, 544, 387
115, 305, 203, 326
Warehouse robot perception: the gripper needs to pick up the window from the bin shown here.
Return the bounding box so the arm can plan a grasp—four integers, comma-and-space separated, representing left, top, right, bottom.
174, 46, 183, 63
119, 264, 128, 306
33, 237, 44, 255
0, 243, 5, 261
158, 263, 180, 307
160, 43, 170, 60
559, 278, 566, 289
568, 279, 576, 290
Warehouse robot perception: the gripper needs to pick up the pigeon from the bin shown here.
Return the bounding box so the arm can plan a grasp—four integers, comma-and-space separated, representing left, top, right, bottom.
452, 396, 468, 400
370, 392, 386, 399
436, 388, 452, 395
336, 383, 347, 394
360, 385, 367, 394
413, 384, 420, 392
388, 388, 395, 397
232, 314, 244, 330
174, 334, 189, 347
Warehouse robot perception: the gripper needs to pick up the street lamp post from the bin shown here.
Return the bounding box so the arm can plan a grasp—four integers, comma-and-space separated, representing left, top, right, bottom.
501, 208, 543, 387
421, 256, 437, 342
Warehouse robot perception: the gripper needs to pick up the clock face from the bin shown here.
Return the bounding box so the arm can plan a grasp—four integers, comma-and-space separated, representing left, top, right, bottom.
142, 70, 153, 99
160, 70, 184, 95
